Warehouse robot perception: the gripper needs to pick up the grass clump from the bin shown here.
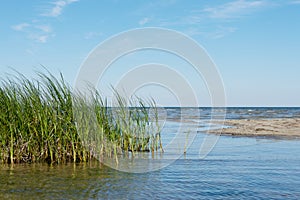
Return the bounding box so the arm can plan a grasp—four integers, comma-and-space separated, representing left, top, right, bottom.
0, 71, 162, 164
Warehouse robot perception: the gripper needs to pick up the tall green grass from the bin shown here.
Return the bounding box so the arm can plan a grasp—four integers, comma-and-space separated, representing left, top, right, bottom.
0, 72, 162, 164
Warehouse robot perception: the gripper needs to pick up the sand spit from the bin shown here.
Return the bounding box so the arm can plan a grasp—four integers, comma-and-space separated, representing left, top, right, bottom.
209, 118, 300, 139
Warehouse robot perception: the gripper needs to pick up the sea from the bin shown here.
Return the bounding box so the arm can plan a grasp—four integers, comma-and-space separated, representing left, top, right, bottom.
1, 107, 300, 199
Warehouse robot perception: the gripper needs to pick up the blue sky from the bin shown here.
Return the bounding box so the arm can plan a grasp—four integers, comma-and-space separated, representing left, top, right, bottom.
1, 0, 300, 106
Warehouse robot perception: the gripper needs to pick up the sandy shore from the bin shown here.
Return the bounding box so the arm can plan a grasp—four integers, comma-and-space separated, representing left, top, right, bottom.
209, 118, 300, 139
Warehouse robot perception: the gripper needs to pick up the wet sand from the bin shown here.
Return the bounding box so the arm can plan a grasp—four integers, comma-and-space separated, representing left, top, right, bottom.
210, 118, 300, 139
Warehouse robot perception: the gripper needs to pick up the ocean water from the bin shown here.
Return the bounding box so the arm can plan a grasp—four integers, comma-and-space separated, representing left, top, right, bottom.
1, 107, 300, 199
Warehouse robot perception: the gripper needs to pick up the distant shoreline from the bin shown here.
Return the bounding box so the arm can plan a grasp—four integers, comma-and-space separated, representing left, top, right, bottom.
209, 118, 300, 139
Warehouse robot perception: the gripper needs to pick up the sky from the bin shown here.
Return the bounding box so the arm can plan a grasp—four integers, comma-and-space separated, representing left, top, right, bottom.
1, 0, 300, 106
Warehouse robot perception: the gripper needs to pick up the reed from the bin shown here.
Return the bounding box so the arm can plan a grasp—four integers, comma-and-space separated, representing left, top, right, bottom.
0, 71, 162, 164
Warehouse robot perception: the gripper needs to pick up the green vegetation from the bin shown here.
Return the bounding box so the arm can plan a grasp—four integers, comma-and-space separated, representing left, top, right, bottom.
0, 72, 162, 164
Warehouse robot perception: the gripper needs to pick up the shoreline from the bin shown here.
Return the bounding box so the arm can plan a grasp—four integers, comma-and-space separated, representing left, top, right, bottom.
209, 118, 300, 139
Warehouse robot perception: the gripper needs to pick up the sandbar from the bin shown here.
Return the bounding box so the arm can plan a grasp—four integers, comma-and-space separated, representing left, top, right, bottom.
209, 118, 300, 139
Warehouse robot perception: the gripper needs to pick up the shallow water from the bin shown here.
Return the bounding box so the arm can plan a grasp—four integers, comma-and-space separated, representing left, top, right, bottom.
1, 107, 300, 199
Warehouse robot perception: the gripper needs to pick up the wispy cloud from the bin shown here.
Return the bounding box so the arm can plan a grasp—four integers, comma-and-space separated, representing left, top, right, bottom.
210, 26, 238, 39
35, 25, 52, 33
11, 0, 78, 43
11, 23, 30, 31
289, 0, 300, 4
139, 17, 150, 26
29, 34, 50, 43
202, 0, 266, 19
12, 22, 54, 43
159, 0, 269, 39
42, 0, 79, 17
183, 27, 204, 37
183, 26, 237, 39
155, 1, 268, 29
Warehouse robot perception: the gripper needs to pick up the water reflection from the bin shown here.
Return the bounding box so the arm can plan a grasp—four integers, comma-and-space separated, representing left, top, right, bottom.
1, 107, 300, 199
1, 136, 300, 199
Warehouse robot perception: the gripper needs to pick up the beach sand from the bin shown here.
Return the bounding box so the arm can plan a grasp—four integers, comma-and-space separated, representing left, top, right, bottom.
209, 118, 300, 139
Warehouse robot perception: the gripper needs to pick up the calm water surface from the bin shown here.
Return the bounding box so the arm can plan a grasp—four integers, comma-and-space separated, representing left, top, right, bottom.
1, 108, 300, 199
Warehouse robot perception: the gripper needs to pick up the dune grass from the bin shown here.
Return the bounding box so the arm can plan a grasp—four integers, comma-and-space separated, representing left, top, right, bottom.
0, 72, 162, 164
